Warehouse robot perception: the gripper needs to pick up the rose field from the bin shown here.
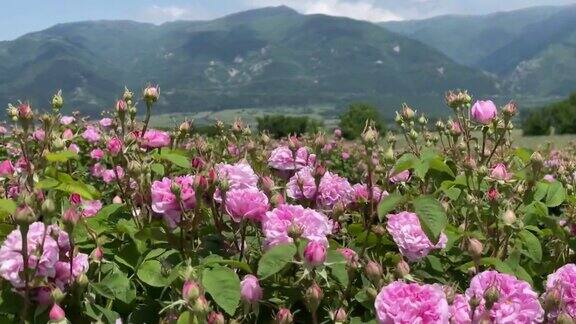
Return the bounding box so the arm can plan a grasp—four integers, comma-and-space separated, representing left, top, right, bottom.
1, 86, 576, 324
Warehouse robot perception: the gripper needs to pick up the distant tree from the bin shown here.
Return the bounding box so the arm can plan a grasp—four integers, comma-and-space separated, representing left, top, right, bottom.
523, 92, 576, 135
257, 115, 323, 139
339, 103, 385, 139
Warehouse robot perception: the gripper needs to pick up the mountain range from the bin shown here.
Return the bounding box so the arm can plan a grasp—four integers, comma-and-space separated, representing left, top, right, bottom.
383, 4, 576, 104
0, 5, 575, 117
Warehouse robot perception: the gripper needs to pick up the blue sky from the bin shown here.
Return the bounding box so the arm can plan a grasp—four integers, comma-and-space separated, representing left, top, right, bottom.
2, 0, 576, 40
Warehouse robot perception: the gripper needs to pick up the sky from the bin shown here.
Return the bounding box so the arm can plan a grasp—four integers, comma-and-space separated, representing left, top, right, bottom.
1, 0, 576, 40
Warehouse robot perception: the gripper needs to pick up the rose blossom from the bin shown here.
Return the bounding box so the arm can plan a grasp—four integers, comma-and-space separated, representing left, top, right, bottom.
286, 167, 317, 200
33, 129, 45, 141
317, 171, 354, 208
90, 148, 104, 160
240, 274, 263, 304
464, 270, 544, 323
82, 126, 101, 143
82, 200, 103, 217
102, 166, 125, 184
60, 116, 75, 125
544, 264, 576, 319
107, 137, 123, 156
68, 144, 80, 154
337, 248, 359, 268
471, 100, 497, 124
62, 129, 74, 140
225, 188, 269, 222
389, 170, 411, 184
262, 204, 332, 247
449, 294, 471, 323
151, 175, 196, 228
352, 183, 387, 203
214, 161, 259, 202
0, 222, 88, 290
490, 163, 511, 181
0, 160, 15, 177
268, 146, 316, 171
91, 163, 106, 178
99, 118, 113, 128
375, 281, 449, 323
140, 129, 170, 149
386, 211, 447, 261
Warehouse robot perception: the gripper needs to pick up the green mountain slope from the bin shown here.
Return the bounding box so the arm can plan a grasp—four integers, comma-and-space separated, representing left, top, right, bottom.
0, 6, 498, 116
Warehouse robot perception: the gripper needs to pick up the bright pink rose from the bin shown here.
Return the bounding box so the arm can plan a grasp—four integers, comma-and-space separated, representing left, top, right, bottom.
544, 264, 576, 319
225, 188, 269, 222
90, 148, 104, 160
286, 167, 317, 200
317, 171, 354, 208
240, 275, 263, 304
60, 116, 75, 125
465, 271, 544, 323
82, 126, 101, 143
262, 204, 332, 247
386, 211, 447, 261
471, 100, 497, 124
490, 163, 511, 181
140, 129, 170, 149
107, 137, 123, 156
375, 281, 449, 324
151, 175, 196, 228
0, 160, 15, 177
303, 241, 326, 267
389, 170, 411, 184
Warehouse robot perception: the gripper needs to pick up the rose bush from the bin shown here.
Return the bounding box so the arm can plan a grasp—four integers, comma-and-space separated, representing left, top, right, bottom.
0, 86, 575, 323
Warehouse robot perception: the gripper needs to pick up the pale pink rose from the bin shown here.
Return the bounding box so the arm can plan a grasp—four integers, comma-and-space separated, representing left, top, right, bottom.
490, 163, 511, 181
90, 149, 104, 160
62, 129, 74, 140
33, 129, 45, 141
82, 200, 102, 217
60, 116, 75, 125
68, 144, 80, 154
151, 175, 196, 228
82, 126, 101, 143
91, 163, 105, 178
286, 167, 317, 200
99, 118, 113, 128
140, 129, 170, 149
262, 204, 331, 247
389, 169, 412, 184
240, 274, 263, 304
102, 166, 124, 184
386, 211, 447, 261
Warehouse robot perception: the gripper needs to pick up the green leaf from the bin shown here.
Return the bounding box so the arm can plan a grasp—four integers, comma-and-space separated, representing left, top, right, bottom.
45, 150, 78, 163
150, 163, 165, 176
392, 153, 417, 173
413, 196, 447, 244
156, 149, 191, 169
514, 147, 533, 163
201, 257, 253, 273
177, 311, 192, 324
518, 230, 542, 263
545, 181, 566, 207
257, 243, 296, 279
326, 249, 348, 287
377, 193, 403, 221
0, 199, 16, 220
137, 260, 178, 287
202, 266, 240, 316
428, 157, 455, 177
35, 172, 100, 200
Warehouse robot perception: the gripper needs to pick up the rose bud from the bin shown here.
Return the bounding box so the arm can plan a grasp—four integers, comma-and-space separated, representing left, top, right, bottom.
52, 90, 64, 110
304, 283, 323, 312
303, 241, 327, 267
240, 274, 263, 305
182, 280, 201, 302
333, 308, 347, 323
207, 311, 225, 324
143, 84, 160, 103
502, 209, 516, 226
49, 303, 66, 322
395, 259, 410, 278
365, 260, 383, 283
115, 99, 127, 112
275, 308, 294, 324
471, 100, 497, 124
467, 238, 483, 259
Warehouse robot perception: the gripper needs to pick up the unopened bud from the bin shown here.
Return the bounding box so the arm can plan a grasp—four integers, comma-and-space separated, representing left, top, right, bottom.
333, 308, 347, 323
401, 104, 415, 120
304, 283, 323, 312
275, 308, 294, 324
384, 146, 394, 163
502, 101, 517, 117
557, 313, 574, 324
41, 198, 56, 214
418, 115, 427, 125
365, 261, 383, 283
113, 196, 123, 204
207, 311, 225, 324
170, 182, 181, 196
467, 238, 483, 258
51, 288, 65, 304
544, 288, 561, 312
502, 209, 516, 226
183, 280, 202, 302
49, 303, 66, 322
484, 286, 500, 309
395, 259, 410, 278
51, 90, 64, 110
530, 152, 544, 168
15, 205, 36, 225
91, 246, 104, 262
288, 223, 303, 239
192, 295, 209, 315
143, 85, 160, 103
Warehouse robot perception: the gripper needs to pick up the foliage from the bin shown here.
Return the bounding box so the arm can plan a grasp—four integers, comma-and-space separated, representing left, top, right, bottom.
338, 102, 385, 139
523, 92, 576, 135
256, 114, 323, 138
1, 86, 576, 323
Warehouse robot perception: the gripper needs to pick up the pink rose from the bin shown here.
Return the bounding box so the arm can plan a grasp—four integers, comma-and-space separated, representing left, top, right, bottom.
140, 129, 170, 149
60, 116, 75, 125
90, 149, 104, 160
471, 100, 497, 124
240, 274, 263, 304
225, 188, 269, 222
386, 211, 447, 261
99, 118, 113, 128
107, 137, 123, 156
303, 241, 326, 267
262, 204, 331, 247
490, 163, 511, 181
82, 126, 101, 143
151, 175, 196, 228
0, 160, 15, 177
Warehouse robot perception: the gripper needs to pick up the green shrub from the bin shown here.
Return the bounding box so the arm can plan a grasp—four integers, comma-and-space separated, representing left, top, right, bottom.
523, 92, 576, 135
256, 115, 323, 138
338, 103, 385, 139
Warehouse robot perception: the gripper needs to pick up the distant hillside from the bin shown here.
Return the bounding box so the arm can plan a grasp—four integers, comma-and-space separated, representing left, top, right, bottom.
523, 92, 576, 135
381, 5, 576, 100
0, 6, 497, 117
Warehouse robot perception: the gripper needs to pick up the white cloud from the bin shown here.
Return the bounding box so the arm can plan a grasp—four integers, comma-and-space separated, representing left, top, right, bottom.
139, 5, 212, 24
246, 0, 403, 22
